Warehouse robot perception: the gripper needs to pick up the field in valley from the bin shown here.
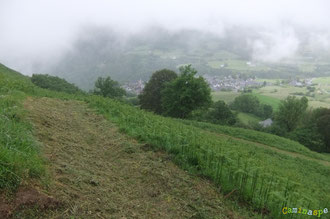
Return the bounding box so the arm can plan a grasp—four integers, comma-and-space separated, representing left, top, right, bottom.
211, 76, 330, 124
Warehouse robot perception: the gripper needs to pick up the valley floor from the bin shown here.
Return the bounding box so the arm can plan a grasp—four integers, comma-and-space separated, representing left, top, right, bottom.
21, 97, 242, 218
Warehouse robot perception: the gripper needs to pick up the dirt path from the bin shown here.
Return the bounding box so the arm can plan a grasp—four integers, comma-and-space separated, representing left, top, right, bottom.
24, 97, 239, 219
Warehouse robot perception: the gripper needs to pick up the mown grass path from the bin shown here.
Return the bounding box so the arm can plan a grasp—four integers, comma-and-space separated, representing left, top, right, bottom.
24, 97, 240, 219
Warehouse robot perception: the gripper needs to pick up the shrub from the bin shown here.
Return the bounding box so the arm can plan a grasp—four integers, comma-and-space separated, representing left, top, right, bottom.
138, 69, 177, 114
31, 74, 83, 94
275, 96, 308, 132
93, 76, 126, 99
207, 100, 237, 125
231, 94, 260, 114
161, 65, 211, 118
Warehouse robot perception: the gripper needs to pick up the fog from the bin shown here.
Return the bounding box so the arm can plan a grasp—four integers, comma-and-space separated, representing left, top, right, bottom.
1, 0, 330, 76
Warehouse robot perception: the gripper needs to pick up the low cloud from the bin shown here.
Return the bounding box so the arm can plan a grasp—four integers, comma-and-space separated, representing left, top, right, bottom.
1, 0, 330, 73
250, 27, 300, 62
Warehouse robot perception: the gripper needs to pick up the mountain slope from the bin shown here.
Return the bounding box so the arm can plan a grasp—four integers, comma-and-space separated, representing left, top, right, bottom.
1, 63, 329, 218
86, 95, 330, 218
23, 97, 238, 218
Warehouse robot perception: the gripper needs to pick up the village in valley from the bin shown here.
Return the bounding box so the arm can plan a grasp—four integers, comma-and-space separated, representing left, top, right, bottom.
123, 73, 317, 95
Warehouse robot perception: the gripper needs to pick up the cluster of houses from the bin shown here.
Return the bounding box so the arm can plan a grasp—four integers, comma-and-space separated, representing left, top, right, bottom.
122, 75, 317, 95
122, 75, 264, 94
122, 79, 145, 94
203, 75, 263, 92
289, 78, 313, 87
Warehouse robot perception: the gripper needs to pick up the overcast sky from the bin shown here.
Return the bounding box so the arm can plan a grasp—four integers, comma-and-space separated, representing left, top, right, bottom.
1, 0, 330, 74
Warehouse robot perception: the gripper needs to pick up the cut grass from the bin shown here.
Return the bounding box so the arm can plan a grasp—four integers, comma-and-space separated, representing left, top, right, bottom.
23, 97, 246, 218
0, 64, 83, 191
86, 95, 330, 218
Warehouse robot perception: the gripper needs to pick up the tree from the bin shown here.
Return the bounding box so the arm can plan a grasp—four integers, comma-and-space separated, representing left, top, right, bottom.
261, 104, 273, 119
138, 69, 177, 114
207, 100, 237, 125
275, 96, 308, 132
289, 108, 330, 152
231, 94, 260, 114
161, 65, 212, 118
315, 108, 330, 152
93, 76, 126, 98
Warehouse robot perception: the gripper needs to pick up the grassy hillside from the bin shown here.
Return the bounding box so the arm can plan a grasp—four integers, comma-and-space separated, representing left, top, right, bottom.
87, 96, 330, 218
0, 64, 45, 190
0, 64, 82, 191
22, 97, 240, 218
178, 120, 330, 162
1, 63, 330, 218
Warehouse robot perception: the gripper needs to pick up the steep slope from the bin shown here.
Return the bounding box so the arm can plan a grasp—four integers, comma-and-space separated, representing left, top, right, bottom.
23, 97, 240, 218
87, 96, 330, 218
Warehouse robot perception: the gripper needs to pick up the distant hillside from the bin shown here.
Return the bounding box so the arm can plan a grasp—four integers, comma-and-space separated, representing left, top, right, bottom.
40, 27, 330, 90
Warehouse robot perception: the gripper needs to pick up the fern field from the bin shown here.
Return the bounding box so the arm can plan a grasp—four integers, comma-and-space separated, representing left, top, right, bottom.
87, 96, 330, 218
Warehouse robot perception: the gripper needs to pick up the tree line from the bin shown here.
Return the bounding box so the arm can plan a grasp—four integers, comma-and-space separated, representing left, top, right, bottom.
31, 67, 330, 153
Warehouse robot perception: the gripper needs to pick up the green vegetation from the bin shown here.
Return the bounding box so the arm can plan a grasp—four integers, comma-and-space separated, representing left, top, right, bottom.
237, 112, 261, 125
31, 74, 83, 94
161, 65, 212, 118
313, 76, 330, 85
93, 76, 126, 99
211, 92, 275, 125
231, 94, 260, 114
178, 119, 330, 162
231, 94, 273, 119
212, 91, 240, 103
206, 100, 237, 125
138, 69, 177, 114
24, 97, 240, 219
275, 96, 308, 132
256, 84, 330, 109
190, 100, 237, 126
252, 93, 281, 110
0, 92, 45, 190
87, 95, 330, 218
290, 108, 330, 153
316, 109, 330, 152
0, 66, 45, 190
1, 62, 330, 218
46, 27, 330, 91
0, 64, 85, 191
